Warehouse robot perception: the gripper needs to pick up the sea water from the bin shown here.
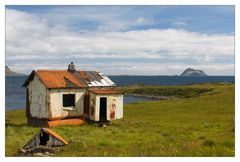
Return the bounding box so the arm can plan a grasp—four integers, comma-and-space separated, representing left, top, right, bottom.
5, 76, 234, 109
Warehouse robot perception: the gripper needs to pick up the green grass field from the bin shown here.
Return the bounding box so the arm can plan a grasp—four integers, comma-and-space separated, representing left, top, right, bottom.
5, 83, 234, 156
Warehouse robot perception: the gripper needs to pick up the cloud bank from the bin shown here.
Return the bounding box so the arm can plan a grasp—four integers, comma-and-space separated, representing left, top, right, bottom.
6, 8, 234, 75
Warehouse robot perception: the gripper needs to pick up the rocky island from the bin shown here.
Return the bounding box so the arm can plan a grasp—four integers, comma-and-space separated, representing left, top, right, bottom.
5, 66, 24, 76
180, 68, 207, 76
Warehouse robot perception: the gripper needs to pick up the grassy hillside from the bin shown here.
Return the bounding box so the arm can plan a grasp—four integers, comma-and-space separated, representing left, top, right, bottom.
6, 83, 234, 156
120, 85, 213, 98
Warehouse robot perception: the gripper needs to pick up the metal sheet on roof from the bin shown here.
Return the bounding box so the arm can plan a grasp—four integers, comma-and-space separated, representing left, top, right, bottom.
83, 71, 115, 87
101, 75, 116, 86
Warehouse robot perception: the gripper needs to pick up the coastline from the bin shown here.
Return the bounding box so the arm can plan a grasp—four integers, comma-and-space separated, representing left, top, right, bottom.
124, 93, 178, 100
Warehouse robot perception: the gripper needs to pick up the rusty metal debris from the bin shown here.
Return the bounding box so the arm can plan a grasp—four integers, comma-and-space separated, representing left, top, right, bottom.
18, 146, 60, 157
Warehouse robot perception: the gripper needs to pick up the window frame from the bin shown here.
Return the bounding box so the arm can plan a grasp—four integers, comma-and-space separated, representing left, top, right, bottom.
62, 93, 76, 110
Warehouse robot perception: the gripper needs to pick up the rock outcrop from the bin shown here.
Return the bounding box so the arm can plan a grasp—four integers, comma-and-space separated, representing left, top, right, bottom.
5, 66, 24, 76
180, 68, 207, 76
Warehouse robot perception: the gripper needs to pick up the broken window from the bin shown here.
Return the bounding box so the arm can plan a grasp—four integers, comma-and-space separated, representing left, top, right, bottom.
63, 94, 75, 107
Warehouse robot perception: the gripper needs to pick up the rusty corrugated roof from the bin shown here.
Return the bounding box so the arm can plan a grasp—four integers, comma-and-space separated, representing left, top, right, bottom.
23, 70, 115, 88
36, 70, 87, 88
89, 88, 122, 94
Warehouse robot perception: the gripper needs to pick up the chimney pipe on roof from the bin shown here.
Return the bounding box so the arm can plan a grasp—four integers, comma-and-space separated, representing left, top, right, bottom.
67, 62, 76, 73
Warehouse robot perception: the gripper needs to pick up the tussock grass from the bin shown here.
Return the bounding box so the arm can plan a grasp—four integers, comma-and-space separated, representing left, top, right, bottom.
5, 83, 234, 156
120, 85, 213, 98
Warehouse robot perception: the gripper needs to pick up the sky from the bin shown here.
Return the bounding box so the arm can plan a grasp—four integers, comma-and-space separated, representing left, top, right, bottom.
5, 5, 235, 75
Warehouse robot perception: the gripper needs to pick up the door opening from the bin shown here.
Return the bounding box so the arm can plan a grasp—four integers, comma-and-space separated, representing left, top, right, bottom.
39, 131, 49, 145
99, 97, 107, 122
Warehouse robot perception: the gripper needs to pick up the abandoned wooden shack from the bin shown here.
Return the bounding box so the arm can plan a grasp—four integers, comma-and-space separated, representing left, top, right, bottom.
22, 128, 68, 150
22, 62, 123, 127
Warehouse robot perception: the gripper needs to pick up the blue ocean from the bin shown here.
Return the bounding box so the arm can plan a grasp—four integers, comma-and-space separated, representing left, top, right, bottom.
6, 76, 234, 109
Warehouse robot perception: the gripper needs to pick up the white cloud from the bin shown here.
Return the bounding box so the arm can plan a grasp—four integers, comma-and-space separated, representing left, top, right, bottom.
10, 62, 234, 76
6, 9, 234, 75
134, 16, 155, 25
172, 20, 188, 27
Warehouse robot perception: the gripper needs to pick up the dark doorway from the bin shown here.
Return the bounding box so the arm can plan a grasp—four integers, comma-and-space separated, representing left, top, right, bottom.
39, 131, 49, 145
100, 97, 107, 122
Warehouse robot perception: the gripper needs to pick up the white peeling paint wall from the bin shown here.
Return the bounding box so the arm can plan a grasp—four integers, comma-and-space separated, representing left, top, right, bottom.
28, 75, 48, 118
89, 93, 123, 121
115, 94, 123, 119
89, 92, 97, 121
106, 94, 123, 120
49, 89, 86, 118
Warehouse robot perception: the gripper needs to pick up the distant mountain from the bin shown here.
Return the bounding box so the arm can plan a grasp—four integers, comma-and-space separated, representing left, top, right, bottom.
180, 68, 207, 77
5, 66, 24, 76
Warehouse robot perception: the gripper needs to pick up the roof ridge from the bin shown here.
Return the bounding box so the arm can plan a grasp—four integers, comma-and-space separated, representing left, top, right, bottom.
36, 69, 98, 72
23, 70, 115, 88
